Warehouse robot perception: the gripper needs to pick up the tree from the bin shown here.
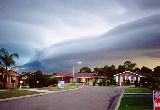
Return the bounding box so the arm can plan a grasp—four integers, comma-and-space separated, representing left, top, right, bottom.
140, 66, 153, 88
117, 65, 125, 73
48, 77, 59, 86
151, 66, 160, 89
94, 67, 99, 73
0, 48, 18, 88
133, 67, 141, 72
103, 65, 109, 73
154, 66, 160, 74
123, 61, 136, 71
93, 65, 116, 77
140, 66, 152, 75
111, 77, 116, 85
97, 68, 104, 75
28, 70, 49, 88
80, 66, 91, 73
107, 65, 116, 77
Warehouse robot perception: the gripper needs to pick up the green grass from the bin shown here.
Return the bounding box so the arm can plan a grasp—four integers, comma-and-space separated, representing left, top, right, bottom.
38, 86, 59, 90
124, 87, 152, 93
0, 89, 41, 99
38, 83, 80, 91
119, 97, 153, 110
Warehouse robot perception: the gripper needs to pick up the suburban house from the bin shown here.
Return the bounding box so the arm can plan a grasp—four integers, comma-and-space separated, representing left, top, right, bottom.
53, 71, 146, 86
114, 71, 144, 86
53, 72, 107, 84
0, 67, 21, 88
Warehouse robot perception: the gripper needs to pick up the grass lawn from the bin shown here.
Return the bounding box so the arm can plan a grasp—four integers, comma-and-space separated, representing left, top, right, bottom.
124, 87, 152, 93
119, 97, 153, 110
0, 89, 41, 99
38, 83, 80, 91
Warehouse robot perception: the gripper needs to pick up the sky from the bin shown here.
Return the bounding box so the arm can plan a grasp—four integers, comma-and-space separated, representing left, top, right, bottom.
0, 0, 160, 73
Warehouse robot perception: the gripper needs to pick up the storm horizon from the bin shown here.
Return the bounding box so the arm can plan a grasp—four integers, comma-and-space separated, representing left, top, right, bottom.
0, 0, 160, 73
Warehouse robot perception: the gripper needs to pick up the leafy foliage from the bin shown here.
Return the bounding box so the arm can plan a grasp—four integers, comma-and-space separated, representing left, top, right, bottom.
140, 66, 152, 74
124, 61, 136, 71
0, 48, 19, 88
0, 48, 18, 68
27, 70, 49, 88
80, 66, 91, 73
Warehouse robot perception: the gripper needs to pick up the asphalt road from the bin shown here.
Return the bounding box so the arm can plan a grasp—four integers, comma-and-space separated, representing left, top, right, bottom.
0, 86, 126, 110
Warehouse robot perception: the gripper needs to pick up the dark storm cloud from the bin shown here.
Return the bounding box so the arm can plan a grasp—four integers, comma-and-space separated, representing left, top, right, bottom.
118, 0, 160, 10
1, 0, 160, 72
23, 13, 160, 72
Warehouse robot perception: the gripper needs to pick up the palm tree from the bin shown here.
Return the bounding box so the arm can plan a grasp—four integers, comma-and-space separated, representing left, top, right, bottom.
0, 48, 19, 88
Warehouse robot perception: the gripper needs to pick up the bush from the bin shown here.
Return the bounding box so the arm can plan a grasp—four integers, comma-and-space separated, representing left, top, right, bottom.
98, 80, 103, 86
134, 80, 140, 87
126, 79, 130, 86
28, 70, 50, 88
111, 77, 116, 85
107, 80, 110, 86
93, 80, 96, 86
48, 77, 58, 85
102, 79, 106, 86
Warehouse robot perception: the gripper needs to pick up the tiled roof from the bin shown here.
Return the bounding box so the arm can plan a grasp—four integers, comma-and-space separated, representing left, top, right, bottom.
55, 72, 107, 78
114, 71, 144, 77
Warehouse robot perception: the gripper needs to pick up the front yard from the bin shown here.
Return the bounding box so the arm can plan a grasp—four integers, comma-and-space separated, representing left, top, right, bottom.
38, 83, 80, 91
119, 87, 153, 110
119, 97, 152, 110
0, 89, 41, 99
0, 83, 80, 100
124, 87, 152, 93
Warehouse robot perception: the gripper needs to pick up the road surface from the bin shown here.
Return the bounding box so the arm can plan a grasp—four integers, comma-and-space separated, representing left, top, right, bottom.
0, 86, 126, 110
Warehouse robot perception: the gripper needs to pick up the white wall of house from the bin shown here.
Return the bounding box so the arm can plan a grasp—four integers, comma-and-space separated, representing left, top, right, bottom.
116, 76, 118, 83
114, 71, 142, 86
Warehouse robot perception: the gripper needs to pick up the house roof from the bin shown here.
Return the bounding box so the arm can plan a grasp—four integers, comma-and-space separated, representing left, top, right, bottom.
55, 72, 107, 78
0, 67, 20, 76
113, 71, 144, 77
138, 72, 152, 77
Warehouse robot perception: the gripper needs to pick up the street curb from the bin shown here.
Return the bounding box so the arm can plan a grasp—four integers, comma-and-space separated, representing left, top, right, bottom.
123, 93, 152, 95
115, 93, 123, 110
0, 86, 83, 102
0, 92, 49, 102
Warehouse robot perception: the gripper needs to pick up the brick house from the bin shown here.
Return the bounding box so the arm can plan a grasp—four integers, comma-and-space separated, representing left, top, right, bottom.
0, 67, 21, 88
54, 72, 107, 84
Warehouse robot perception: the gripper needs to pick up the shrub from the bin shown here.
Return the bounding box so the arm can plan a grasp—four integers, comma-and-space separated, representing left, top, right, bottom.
93, 80, 96, 86
28, 70, 50, 88
134, 80, 140, 87
107, 80, 110, 86
98, 80, 103, 86
49, 77, 58, 85
111, 77, 116, 85
126, 79, 130, 86
102, 79, 106, 86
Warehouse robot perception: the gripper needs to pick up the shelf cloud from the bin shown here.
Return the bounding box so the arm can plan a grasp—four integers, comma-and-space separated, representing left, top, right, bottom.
0, 0, 160, 72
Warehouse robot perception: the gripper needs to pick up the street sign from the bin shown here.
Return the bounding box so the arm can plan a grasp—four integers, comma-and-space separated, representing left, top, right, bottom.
153, 90, 160, 110
58, 81, 65, 88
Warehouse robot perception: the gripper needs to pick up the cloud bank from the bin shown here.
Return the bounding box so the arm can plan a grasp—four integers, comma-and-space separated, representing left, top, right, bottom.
0, 0, 160, 72
23, 13, 160, 72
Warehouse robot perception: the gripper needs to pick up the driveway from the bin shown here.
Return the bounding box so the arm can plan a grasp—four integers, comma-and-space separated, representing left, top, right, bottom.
0, 86, 126, 110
